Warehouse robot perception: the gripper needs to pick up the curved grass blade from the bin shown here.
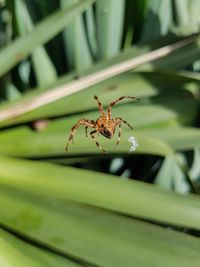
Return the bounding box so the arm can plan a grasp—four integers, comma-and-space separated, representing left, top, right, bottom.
0, 228, 79, 267
0, 186, 200, 267
0, 33, 199, 123
96, 0, 125, 59
0, 156, 200, 229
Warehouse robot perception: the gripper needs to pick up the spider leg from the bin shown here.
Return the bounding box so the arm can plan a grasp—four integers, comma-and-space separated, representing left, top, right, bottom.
94, 95, 105, 115
108, 96, 139, 119
115, 123, 122, 146
90, 130, 107, 153
65, 119, 95, 153
114, 117, 133, 130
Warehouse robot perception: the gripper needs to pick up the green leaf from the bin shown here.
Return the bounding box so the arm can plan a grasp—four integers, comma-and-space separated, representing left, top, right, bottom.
0, 72, 156, 125
140, 0, 172, 42
0, 155, 200, 266
189, 0, 200, 31
155, 155, 189, 193
1, 185, 200, 267
61, 0, 93, 71
11, 0, 58, 87
0, 0, 95, 77
174, 0, 190, 27
0, 77, 199, 158
0, 123, 173, 157
0, 69, 199, 127
145, 127, 200, 151
31, 47, 57, 87
189, 147, 200, 181
0, 228, 79, 267
85, 5, 98, 59
96, 0, 125, 59
138, 35, 200, 71
0, 156, 200, 230
0, 34, 199, 125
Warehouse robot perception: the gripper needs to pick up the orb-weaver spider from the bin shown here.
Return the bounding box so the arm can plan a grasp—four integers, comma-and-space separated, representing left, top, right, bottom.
65, 95, 139, 153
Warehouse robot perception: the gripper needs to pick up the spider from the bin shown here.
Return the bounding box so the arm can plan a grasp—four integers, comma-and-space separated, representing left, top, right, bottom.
65, 95, 139, 153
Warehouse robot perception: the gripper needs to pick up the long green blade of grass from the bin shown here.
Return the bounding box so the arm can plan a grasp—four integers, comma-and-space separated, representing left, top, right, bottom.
0, 156, 200, 229
0, 228, 79, 267
10, 0, 57, 87
0, 185, 200, 267
140, 0, 172, 43
1, 70, 196, 126
0, 33, 199, 122
96, 0, 125, 59
61, 0, 93, 71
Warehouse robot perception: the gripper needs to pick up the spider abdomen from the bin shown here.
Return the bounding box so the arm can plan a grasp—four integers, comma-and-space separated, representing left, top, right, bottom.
96, 117, 115, 139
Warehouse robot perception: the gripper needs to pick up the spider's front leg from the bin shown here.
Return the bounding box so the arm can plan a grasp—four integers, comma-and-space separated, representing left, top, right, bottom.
108, 96, 139, 119
90, 130, 107, 153
114, 117, 133, 130
94, 95, 106, 116
65, 119, 95, 153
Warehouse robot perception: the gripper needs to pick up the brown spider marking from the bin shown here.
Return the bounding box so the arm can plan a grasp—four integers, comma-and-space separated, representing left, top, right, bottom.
65, 95, 139, 154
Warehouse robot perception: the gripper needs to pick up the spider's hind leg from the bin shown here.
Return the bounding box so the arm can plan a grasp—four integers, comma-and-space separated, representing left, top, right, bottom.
90, 130, 107, 153
65, 119, 95, 153
115, 124, 122, 146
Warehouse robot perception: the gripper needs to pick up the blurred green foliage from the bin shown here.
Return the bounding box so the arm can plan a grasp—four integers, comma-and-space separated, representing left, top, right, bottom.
0, 0, 200, 266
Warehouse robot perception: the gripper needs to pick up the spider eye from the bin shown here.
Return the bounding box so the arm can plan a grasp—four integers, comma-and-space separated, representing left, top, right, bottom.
100, 124, 104, 127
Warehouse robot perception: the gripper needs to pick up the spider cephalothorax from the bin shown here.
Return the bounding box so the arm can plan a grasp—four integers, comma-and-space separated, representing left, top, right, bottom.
65, 95, 139, 153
